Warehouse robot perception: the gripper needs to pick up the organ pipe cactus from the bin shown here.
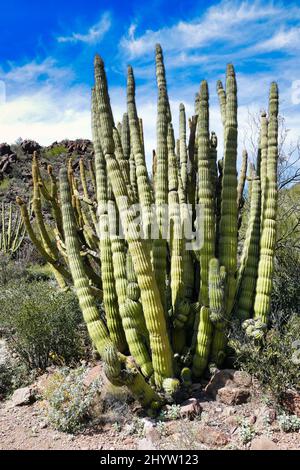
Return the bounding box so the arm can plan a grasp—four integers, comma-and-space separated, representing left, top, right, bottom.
18, 45, 279, 409
0, 202, 26, 254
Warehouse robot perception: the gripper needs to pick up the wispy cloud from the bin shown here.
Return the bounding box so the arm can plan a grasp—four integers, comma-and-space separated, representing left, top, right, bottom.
254, 27, 300, 53
120, 0, 300, 66
122, 2, 278, 56
57, 12, 111, 44
0, 58, 73, 85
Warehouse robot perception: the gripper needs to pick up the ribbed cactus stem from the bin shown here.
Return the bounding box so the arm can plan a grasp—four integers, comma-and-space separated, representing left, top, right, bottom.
121, 113, 131, 184
236, 174, 261, 320
179, 103, 188, 195
209, 131, 218, 198
0, 202, 26, 254
127, 65, 153, 239
237, 150, 248, 210
218, 64, 238, 313
167, 123, 183, 311
260, 111, 268, 224
212, 64, 238, 364
155, 44, 171, 122
254, 82, 279, 323
216, 80, 226, 128
153, 72, 169, 310
208, 258, 226, 324
192, 307, 213, 377
94, 54, 175, 389
197, 80, 216, 306
59, 168, 110, 356
60, 167, 159, 408
99, 216, 127, 352
187, 115, 198, 210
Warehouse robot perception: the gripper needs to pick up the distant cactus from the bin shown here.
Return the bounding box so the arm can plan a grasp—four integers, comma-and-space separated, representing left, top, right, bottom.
0, 202, 25, 255
18, 46, 279, 410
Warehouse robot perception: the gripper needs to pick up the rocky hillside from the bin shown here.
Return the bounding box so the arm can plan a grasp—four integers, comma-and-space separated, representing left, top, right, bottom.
0, 139, 94, 204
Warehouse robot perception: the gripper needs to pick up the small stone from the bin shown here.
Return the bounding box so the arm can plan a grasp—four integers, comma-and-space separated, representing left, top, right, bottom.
138, 438, 156, 450
83, 365, 102, 387
39, 421, 48, 429
233, 371, 252, 388
145, 427, 161, 443
217, 386, 250, 405
224, 415, 239, 427
180, 398, 202, 420
223, 406, 236, 417
205, 369, 235, 398
198, 425, 229, 447
249, 415, 257, 425
250, 436, 278, 450
267, 408, 277, 424
11, 387, 35, 406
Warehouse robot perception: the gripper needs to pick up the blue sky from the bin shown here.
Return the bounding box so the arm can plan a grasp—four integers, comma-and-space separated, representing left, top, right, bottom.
1, 0, 300, 161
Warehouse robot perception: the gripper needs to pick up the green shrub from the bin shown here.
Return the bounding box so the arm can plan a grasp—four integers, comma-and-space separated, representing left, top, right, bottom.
44, 145, 67, 158
232, 315, 300, 405
25, 264, 55, 282
0, 177, 11, 192
278, 413, 300, 432
0, 252, 28, 286
238, 420, 256, 444
159, 404, 182, 421
0, 281, 90, 370
0, 359, 32, 399
271, 251, 300, 323
43, 367, 102, 433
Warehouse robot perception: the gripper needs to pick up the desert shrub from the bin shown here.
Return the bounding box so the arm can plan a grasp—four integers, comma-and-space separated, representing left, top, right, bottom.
278, 413, 300, 432
271, 251, 300, 324
238, 419, 256, 444
0, 359, 32, 400
0, 281, 90, 370
232, 315, 300, 404
44, 145, 66, 159
0, 252, 27, 286
0, 177, 11, 192
25, 264, 55, 282
159, 404, 182, 421
43, 367, 102, 433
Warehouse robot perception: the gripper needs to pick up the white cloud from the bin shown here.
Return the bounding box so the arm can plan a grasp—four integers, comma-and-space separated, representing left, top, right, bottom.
0, 85, 92, 145
0, 58, 73, 85
120, 1, 300, 59
57, 12, 111, 44
254, 27, 300, 52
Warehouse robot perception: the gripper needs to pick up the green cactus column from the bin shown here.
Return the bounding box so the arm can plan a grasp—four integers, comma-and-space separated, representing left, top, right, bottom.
197, 80, 216, 306
259, 111, 268, 225
236, 174, 261, 320
237, 150, 248, 211
254, 82, 279, 324
92, 88, 127, 352
60, 167, 160, 408
212, 64, 238, 365
94, 54, 176, 390
153, 81, 169, 311
192, 306, 213, 377
127, 66, 153, 241
179, 103, 188, 195
192, 80, 216, 377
